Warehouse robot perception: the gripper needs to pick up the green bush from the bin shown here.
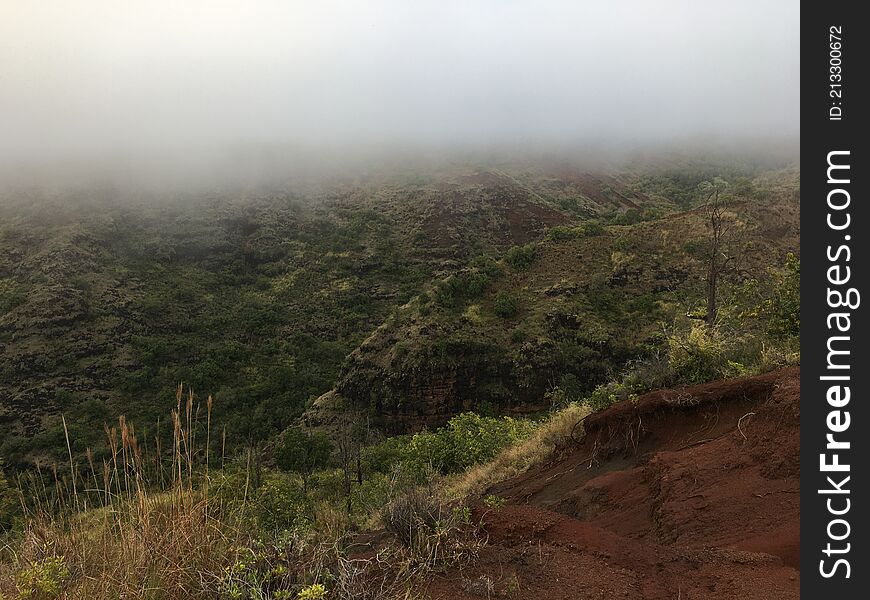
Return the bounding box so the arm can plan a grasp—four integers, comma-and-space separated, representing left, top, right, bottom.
667, 326, 745, 385
612, 235, 632, 251
764, 253, 800, 338
465, 272, 490, 298
483, 494, 507, 508
505, 244, 537, 269
0, 277, 25, 315
406, 413, 535, 474
276, 427, 333, 491
349, 470, 417, 519
298, 584, 327, 600
383, 490, 476, 567
218, 536, 310, 600
547, 226, 581, 241
434, 276, 462, 308
253, 473, 309, 532
610, 208, 661, 226
493, 291, 519, 318
471, 254, 503, 278
209, 469, 249, 514
361, 435, 412, 475
585, 380, 637, 412
510, 328, 528, 344
581, 220, 604, 236
16, 553, 70, 599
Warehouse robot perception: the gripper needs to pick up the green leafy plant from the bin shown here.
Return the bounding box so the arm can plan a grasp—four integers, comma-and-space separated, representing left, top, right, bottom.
298, 583, 327, 600
581, 220, 604, 236
276, 427, 333, 492
406, 413, 535, 475
493, 291, 519, 318
16, 554, 70, 600
383, 491, 480, 568
667, 326, 744, 385
763, 252, 800, 338
483, 495, 506, 508
504, 244, 537, 269
253, 474, 310, 532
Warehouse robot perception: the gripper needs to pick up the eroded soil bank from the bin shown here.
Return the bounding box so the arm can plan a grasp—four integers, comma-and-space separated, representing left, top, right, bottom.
426, 367, 800, 599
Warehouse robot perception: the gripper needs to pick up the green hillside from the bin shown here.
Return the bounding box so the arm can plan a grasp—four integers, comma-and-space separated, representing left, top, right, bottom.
0, 160, 797, 467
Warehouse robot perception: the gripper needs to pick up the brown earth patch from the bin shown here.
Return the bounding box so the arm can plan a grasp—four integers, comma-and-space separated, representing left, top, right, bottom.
424, 367, 800, 599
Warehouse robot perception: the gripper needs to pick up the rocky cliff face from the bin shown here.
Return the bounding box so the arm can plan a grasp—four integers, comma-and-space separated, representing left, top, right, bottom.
335, 341, 544, 433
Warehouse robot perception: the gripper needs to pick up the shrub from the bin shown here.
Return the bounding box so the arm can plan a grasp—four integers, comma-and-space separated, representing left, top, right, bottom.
763, 252, 800, 338
470, 254, 503, 278
493, 291, 519, 318
210, 469, 250, 514
442, 403, 589, 501
434, 276, 462, 308
218, 535, 318, 600
612, 235, 632, 251
298, 583, 327, 600
253, 473, 310, 532
547, 226, 581, 241
16, 554, 70, 600
465, 272, 490, 298
406, 413, 535, 475
505, 244, 537, 269
276, 427, 333, 491
581, 220, 604, 236
0, 277, 24, 315
0, 461, 19, 530
361, 435, 412, 475
349, 471, 403, 524
383, 491, 478, 568
483, 495, 506, 508
667, 326, 744, 385
510, 328, 528, 344
611, 208, 661, 226
585, 380, 637, 412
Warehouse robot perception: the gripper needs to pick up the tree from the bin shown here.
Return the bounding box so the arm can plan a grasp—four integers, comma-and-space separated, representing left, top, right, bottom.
698, 178, 738, 329
275, 427, 332, 492
335, 412, 371, 514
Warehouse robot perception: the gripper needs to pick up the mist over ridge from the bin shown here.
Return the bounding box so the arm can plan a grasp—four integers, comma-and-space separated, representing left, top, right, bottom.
1, 0, 798, 190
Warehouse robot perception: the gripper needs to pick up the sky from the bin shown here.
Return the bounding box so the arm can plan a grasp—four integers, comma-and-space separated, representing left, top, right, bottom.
0, 0, 799, 181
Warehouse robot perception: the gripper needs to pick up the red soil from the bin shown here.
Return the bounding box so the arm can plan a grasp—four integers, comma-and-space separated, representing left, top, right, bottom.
425, 367, 800, 599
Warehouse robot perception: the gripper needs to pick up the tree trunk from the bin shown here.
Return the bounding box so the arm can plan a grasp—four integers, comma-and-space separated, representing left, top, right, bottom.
706, 267, 718, 328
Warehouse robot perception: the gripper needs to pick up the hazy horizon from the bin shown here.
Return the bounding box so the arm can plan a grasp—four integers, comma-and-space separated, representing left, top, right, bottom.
1, 0, 799, 188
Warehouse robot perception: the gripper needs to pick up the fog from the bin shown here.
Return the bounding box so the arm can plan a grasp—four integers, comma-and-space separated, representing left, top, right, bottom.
1, 0, 799, 187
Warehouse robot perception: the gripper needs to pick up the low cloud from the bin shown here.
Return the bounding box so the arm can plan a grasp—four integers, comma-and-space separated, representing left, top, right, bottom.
0, 0, 799, 186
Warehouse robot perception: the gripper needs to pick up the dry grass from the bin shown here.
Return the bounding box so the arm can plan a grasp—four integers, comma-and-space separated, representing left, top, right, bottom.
0, 390, 588, 599
0, 385, 250, 600
1, 491, 242, 599
0, 384, 440, 600
440, 402, 589, 502
383, 491, 480, 569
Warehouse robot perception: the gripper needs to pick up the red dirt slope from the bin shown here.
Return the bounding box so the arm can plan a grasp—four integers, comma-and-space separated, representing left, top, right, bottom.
426, 367, 800, 599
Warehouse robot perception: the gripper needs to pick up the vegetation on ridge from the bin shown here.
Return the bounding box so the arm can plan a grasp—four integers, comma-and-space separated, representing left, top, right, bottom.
0, 160, 800, 598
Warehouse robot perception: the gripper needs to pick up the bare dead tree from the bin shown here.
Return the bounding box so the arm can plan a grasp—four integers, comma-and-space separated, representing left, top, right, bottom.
700, 179, 737, 329
336, 414, 354, 514
336, 411, 369, 514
